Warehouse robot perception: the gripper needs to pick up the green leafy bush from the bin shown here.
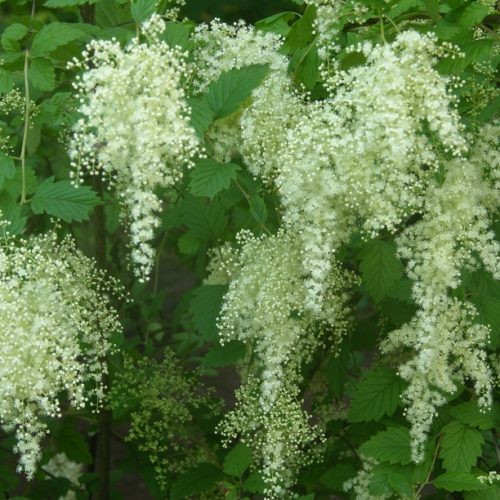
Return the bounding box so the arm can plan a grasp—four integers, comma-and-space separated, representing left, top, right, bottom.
0, 0, 498, 498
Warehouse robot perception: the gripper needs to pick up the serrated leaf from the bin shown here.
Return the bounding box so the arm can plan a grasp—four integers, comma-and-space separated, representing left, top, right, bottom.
204, 64, 269, 120
433, 471, 484, 492
348, 367, 404, 422
131, 0, 155, 24
243, 472, 266, 493
201, 340, 246, 368
283, 5, 316, 52
472, 294, 500, 343
189, 285, 227, 341
31, 23, 84, 58
458, 2, 490, 27
0, 153, 15, 188
95, 0, 131, 28
255, 12, 298, 36
360, 239, 403, 302
449, 401, 500, 430
0, 192, 26, 235
55, 424, 92, 464
249, 195, 267, 225
359, 427, 412, 465
223, 443, 252, 477
0, 69, 14, 93
465, 484, 500, 500
388, 472, 413, 498
439, 421, 484, 472
187, 97, 214, 140
170, 463, 224, 500
4, 165, 37, 197
28, 58, 56, 91
1, 23, 28, 52
182, 197, 228, 240
31, 177, 102, 222
161, 21, 193, 51
368, 463, 402, 496
319, 463, 355, 491
189, 159, 239, 199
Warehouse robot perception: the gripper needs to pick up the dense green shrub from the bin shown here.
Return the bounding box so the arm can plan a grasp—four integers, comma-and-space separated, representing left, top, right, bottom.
0, 0, 498, 498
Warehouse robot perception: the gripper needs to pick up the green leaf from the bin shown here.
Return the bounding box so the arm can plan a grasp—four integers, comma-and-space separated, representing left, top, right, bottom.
177, 232, 201, 256
4, 165, 37, 197
458, 2, 490, 27
204, 64, 269, 120
31, 22, 84, 58
298, 44, 319, 90
182, 197, 228, 240
439, 421, 484, 472
187, 97, 215, 140
368, 463, 402, 496
95, 0, 131, 28
161, 21, 193, 51
465, 484, 500, 500
472, 294, 500, 345
360, 239, 403, 302
131, 0, 156, 24
55, 424, 92, 464
433, 471, 484, 492
449, 401, 500, 430
0, 69, 14, 94
44, 0, 89, 7
359, 427, 412, 465
255, 12, 298, 36
31, 177, 102, 222
201, 340, 246, 368
249, 195, 268, 225
388, 472, 413, 498
28, 58, 56, 91
325, 347, 349, 399
283, 5, 316, 52
0, 153, 16, 188
348, 367, 404, 422
319, 463, 356, 491
243, 472, 266, 493
223, 443, 252, 478
170, 463, 224, 500
189, 285, 227, 341
189, 159, 239, 199
0, 192, 27, 235
1, 23, 28, 52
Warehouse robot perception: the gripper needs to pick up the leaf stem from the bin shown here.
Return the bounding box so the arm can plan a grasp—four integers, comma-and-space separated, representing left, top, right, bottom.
20, 0, 36, 204
414, 434, 442, 498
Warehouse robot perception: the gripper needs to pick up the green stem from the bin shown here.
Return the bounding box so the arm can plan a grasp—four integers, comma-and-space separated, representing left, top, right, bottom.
414, 435, 442, 499
20, 0, 36, 204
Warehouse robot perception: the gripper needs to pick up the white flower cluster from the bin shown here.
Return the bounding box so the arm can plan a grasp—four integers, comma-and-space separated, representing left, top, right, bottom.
266, 31, 466, 310
214, 230, 353, 495
0, 231, 121, 477
192, 20, 291, 164
69, 16, 198, 280
382, 126, 500, 461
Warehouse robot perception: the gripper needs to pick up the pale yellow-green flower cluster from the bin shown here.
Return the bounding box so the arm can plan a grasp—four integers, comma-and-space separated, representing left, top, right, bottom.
192, 20, 291, 165
109, 350, 218, 489
69, 15, 198, 281
212, 230, 354, 495
0, 231, 121, 478
382, 126, 500, 461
